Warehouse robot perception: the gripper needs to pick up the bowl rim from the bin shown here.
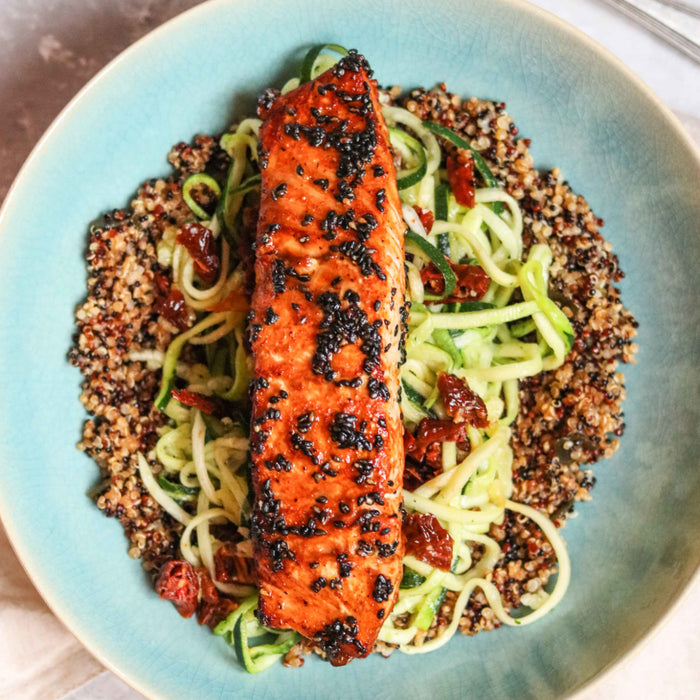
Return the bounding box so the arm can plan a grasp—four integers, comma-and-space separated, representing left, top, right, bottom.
0, 0, 698, 698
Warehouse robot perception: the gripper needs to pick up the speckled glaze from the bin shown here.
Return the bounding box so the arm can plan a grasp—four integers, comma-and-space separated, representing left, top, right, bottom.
0, 0, 698, 698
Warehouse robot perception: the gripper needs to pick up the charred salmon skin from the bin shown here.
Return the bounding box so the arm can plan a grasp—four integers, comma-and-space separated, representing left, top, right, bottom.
248, 51, 406, 665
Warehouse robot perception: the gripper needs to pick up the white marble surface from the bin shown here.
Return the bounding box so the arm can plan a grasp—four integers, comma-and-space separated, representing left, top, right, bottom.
9, 0, 700, 698
527, 9, 700, 700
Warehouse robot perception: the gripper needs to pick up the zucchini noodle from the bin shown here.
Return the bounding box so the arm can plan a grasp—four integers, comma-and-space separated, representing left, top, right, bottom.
379, 104, 572, 653
137, 453, 192, 526
144, 116, 260, 600
137, 65, 575, 667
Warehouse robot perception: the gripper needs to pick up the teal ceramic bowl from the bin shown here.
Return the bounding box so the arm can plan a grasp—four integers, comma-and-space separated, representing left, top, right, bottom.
0, 0, 698, 697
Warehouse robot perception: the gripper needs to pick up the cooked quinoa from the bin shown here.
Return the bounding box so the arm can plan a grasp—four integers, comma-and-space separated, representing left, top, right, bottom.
68, 135, 221, 571
69, 85, 637, 658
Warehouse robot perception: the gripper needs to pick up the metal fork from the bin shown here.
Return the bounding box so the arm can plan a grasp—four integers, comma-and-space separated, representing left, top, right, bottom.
597, 0, 700, 63
655, 0, 700, 19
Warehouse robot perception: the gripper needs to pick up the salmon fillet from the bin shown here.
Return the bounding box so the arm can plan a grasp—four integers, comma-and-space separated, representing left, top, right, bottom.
248, 51, 406, 665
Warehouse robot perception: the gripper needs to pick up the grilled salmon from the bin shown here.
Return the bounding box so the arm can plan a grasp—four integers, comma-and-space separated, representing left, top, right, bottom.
248, 51, 406, 665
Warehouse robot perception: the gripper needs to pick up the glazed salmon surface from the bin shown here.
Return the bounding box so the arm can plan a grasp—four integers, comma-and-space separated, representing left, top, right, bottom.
248, 52, 406, 665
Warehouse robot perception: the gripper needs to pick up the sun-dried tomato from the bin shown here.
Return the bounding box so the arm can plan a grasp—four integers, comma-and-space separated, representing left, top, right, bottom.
417, 418, 468, 447
198, 569, 218, 604
155, 560, 200, 618
437, 373, 489, 428
177, 221, 220, 284
153, 269, 171, 296
196, 569, 237, 628
404, 431, 418, 454
423, 442, 443, 469
171, 388, 217, 415
413, 206, 435, 234
420, 265, 444, 294
403, 512, 453, 571
421, 262, 490, 302
214, 543, 256, 585
155, 288, 190, 330
405, 419, 468, 462
404, 431, 441, 491
404, 455, 441, 492
153, 271, 190, 331
446, 156, 475, 208
450, 264, 490, 301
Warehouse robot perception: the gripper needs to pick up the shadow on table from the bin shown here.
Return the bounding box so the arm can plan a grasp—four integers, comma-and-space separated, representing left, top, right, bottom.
0, 0, 205, 204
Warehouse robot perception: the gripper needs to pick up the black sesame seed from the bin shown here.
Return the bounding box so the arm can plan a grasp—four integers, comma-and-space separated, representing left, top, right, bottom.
297, 411, 315, 433
375, 189, 386, 212
264, 453, 292, 472
376, 540, 398, 558
353, 459, 375, 484
311, 577, 328, 592
291, 432, 318, 461
334, 240, 386, 279
335, 377, 364, 388
248, 323, 263, 344
320, 462, 339, 477
283, 123, 301, 140
271, 183, 287, 200
329, 412, 372, 451
272, 260, 286, 293
264, 307, 279, 325
372, 574, 393, 602
300, 124, 325, 147
335, 179, 355, 202
250, 376, 269, 393
368, 377, 390, 401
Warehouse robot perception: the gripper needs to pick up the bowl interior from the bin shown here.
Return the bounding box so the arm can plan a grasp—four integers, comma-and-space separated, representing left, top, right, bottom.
0, 0, 698, 698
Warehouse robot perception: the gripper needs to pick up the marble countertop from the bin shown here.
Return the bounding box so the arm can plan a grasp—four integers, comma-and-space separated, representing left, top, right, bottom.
0, 0, 697, 698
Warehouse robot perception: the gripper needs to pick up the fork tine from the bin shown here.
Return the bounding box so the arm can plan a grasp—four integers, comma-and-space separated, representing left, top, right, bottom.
598, 0, 700, 63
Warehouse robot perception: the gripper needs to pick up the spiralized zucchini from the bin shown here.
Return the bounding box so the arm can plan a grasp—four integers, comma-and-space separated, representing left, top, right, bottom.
384, 106, 571, 650
137, 53, 574, 668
